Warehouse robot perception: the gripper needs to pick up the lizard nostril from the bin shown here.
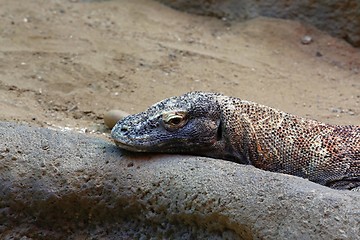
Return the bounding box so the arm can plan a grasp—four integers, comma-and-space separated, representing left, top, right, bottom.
120, 127, 128, 132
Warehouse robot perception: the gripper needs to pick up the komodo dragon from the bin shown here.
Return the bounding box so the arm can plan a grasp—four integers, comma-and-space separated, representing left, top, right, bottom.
111, 92, 360, 190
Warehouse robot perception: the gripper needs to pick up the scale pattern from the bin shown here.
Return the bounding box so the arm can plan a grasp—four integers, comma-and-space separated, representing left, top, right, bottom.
111, 92, 360, 190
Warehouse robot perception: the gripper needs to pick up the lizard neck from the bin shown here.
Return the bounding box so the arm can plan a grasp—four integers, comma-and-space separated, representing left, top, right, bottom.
218, 98, 359, 189
217, 97, 320, 172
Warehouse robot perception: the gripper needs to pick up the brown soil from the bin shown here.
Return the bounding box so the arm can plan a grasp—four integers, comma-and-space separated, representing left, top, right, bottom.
1, 0, 359, 138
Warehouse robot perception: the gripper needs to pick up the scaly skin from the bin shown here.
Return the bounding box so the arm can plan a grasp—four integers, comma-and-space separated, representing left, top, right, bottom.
111, 92, 360, 190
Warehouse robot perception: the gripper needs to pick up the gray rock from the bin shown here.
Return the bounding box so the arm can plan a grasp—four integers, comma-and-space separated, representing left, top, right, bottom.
0, 122, 359, 239
156, 0, 360, 47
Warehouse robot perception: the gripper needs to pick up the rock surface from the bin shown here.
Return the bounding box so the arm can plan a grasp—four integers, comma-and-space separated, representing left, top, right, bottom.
0, 122, 359, 239
157, 0, 360, 47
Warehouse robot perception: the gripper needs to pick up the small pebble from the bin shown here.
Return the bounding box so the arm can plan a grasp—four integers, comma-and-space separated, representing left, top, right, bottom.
104, 110, 129, 129
301, 35, 313, 45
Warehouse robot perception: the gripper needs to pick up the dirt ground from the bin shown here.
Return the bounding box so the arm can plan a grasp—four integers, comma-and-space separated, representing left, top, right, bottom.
1, 0, 359, 139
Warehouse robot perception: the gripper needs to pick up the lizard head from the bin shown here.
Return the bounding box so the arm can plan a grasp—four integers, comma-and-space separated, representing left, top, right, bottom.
111, 92, 224, 155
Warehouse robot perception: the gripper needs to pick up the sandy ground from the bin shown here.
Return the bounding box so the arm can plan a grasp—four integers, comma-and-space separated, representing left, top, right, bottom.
1, 0, 359, 139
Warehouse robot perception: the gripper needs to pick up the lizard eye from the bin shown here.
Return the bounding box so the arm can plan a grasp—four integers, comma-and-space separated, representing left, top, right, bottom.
161, 111, 188, 131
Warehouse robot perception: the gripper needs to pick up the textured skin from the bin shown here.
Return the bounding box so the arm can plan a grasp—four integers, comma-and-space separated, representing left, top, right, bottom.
111, 92, 360, 190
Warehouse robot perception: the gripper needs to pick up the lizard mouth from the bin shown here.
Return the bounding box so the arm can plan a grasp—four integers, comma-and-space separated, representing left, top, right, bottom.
113, 137, 180, 153
113, 139, 148, 152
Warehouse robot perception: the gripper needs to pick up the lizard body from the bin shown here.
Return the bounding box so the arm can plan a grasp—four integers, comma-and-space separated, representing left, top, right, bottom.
111, 92, 360, 190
